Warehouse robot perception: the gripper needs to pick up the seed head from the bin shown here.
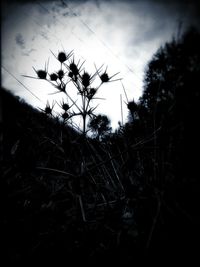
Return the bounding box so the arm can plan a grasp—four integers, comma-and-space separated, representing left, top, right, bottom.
37, 70, 47, 79
50, 73, 58, 81
81, 72, 90, 87
69, 63, 79, 76
58, 70, 64, 79
58, 52, 67, 63
45, 106, 52, 115
62, 103, 70, 111
127, 101, 138, 112
62, 112, 69, 120
100, 72, 109, 83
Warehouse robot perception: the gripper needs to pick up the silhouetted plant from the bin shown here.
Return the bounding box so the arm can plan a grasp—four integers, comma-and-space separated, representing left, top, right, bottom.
24, 51, 120, 136
88, 114, 111, 140
127, 99, 138, 122
39, 100, 55, 116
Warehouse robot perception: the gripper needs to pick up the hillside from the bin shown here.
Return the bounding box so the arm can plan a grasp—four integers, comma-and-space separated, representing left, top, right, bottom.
0, 88, 130, 265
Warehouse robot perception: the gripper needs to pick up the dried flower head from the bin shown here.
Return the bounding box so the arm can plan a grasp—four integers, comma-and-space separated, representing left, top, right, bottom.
50, 73, 58, 81
98, 66, 120, 83
45, 106, 52, 114
62, 103, 70, 111
58, 52, 67, 63
127, 100, 138, 112
69, 63, 79, 76
37, 70, 47, 79
81, 72, 91, 87
100, 72, 109, 83
62, 112, 69, 120
57, 70, 64, 79
43, 101, 54, 115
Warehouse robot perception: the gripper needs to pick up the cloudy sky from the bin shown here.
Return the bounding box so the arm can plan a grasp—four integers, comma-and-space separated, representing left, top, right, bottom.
1, 0, 200, 130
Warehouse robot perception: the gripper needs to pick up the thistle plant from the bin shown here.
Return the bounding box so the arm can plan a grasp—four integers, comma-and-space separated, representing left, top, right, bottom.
24, 50, 121, 136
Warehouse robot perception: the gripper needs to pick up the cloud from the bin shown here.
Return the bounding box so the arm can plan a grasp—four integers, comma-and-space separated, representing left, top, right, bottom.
15, 33, 25, 49
2, 0, 200, 129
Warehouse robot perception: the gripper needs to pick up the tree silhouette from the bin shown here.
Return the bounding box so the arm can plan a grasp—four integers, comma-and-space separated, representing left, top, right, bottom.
140, 27, 200, 126
138, 26, 200, 187
88, 114, 111, 140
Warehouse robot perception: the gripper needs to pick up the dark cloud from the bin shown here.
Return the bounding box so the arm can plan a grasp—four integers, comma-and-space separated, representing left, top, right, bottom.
15, 33, 25, 49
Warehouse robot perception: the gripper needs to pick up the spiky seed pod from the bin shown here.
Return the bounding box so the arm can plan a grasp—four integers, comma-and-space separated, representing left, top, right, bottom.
37, 70, 47, 79
62, 103, 70, 111
100, 73, 109, 83
69, 63, 79, 76
127, 101, 138, 112
81, 72, 90, 87
62, 112, 69, 120
58, 70, 64, 79
50, 73, 58, 81
45, 106, 52, 115
58, 52, 67, 63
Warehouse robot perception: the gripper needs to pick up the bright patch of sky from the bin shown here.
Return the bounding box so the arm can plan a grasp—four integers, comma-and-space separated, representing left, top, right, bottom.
2, 0, 199, 130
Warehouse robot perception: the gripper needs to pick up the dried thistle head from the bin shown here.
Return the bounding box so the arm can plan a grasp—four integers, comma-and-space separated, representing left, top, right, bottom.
100, 72, 109, 83
69, 62, 79, 76
37, 70, 47, 79
62, 103, 70, 111
62, 112, 69, 120
44, 101, 54, 115
99, 67, 120, 83
56, 50, 73, 63
50, 73, 58, 81
58, 52, 67, 63
127, 100, 138, 112
45, 106, 52, 114
57, 99, 70, 111
67, 57, 85, 79
57, 69, 64, 80
33, 59, 49, 79
81, 72, 91, 87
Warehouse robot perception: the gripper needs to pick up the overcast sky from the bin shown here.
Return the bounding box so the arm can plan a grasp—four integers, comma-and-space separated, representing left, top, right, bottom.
1, 0, 200, 130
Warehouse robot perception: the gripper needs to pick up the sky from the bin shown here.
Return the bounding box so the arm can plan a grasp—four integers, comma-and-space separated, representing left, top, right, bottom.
1, 0, 200, 131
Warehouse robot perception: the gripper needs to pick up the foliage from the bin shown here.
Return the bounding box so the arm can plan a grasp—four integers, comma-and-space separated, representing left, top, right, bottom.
138, 26, 200, 183
88, 114, 111, 140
